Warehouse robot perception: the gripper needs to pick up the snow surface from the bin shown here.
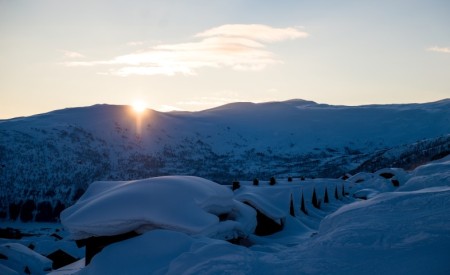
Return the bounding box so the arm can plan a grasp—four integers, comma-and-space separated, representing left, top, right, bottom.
67, 157, 450, 274
2, 156, 450, 274
61, 176, 256, 240
0, 242, 52, 275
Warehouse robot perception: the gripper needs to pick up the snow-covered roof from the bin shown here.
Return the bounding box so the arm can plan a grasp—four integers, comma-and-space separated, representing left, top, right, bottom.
61, 176, 255, 240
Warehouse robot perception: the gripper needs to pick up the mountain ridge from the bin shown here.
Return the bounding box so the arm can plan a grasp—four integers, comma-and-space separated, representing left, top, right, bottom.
1, 99, 449, 221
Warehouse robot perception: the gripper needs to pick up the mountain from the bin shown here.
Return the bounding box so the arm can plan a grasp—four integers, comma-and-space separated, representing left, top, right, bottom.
1, 99, 450, 220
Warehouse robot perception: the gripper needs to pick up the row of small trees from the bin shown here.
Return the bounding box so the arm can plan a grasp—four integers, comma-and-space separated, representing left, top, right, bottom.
231, 176, 311, 190
293, 185, 347, 216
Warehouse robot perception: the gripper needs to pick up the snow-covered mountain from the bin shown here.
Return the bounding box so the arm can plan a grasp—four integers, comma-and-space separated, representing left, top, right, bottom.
1, 99, 449, 220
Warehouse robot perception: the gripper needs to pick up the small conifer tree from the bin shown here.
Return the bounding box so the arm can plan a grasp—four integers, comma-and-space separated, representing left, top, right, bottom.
312, 188, 320, 209
289, 194, 295, 217
253, 178, 259, 186
288, 176, 293, 182
270, 177, 276, 185
324, 187, 329, 203
300, 192, 308, 215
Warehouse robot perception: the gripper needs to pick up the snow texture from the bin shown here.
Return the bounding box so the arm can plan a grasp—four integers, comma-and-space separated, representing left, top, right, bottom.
2, 155, 450, 274
61, 176, 256, 240
73, 157, 450, 274
0, 243, 52, 275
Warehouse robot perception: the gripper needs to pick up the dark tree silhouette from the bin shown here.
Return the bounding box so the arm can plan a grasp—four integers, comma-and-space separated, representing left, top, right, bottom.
289, 194, 295, 217
253, 178, 259, 186
324, 187, 329, 203
312, 188, 320, 209
20, 199, 36, 222
300, 192, 308, 215
270, 177, 276, 185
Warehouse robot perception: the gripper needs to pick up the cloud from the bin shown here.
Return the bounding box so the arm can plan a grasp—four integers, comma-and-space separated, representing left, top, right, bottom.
427, 46, 450, 54
63, 24, 308, 76
127, 41, 145, 47
61, 50, 85, 59
195, 24, 308, 42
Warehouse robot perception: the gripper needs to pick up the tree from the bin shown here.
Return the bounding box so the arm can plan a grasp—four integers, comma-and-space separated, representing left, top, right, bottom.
270, 177, 276, 185
20, 199, 36, 222
312, 188, 320, 209
289, 194, 295, 217
288, 176, 293, 182
300, 192, 308, 215
253, 178, 259, 186
324, 187, 329, 203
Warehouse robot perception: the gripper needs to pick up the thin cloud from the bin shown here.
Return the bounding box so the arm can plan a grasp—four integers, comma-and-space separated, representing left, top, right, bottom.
427, 46, 450, 54
196, 24, 308, 42
127, 41, 145, 47
61, 50, 85, 59
63, 24, 308, 76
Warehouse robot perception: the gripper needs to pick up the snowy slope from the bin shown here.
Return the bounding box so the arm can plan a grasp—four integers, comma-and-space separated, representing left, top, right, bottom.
60, 157, 450, 274
0, 99, 449, 220
1, 158, 449, 274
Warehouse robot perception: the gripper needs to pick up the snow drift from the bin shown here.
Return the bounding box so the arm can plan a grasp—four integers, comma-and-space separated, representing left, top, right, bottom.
61, 176, 256, 240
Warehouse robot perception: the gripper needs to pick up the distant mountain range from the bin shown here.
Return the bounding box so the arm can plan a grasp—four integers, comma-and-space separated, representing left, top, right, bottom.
1, 99, 449, 221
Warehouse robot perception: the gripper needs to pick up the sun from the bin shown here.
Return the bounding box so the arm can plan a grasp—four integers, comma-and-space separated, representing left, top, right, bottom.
132, 100, 147, 113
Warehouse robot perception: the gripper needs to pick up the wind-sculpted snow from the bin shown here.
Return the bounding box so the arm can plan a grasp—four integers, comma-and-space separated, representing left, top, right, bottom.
61, 176, 256, 240
0, 243, 52, 275
3, 158, 450, 274
74, 158, 450, 275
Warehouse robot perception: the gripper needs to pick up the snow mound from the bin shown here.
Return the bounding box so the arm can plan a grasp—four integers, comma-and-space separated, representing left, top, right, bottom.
309, 186, 450, 274
61, 176, 255, 240
0, 243, 52, 275
399, 157, 450, 191
77, 229, 254, 275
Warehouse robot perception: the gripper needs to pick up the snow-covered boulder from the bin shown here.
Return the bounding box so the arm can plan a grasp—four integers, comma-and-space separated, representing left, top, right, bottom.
61, 176, 256, 240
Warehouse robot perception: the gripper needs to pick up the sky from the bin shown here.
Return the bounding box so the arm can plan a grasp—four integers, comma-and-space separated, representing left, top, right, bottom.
1, 0, 449, 119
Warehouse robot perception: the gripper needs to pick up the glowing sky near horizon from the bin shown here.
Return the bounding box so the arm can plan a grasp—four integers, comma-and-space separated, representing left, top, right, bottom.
1, 0, 449, 119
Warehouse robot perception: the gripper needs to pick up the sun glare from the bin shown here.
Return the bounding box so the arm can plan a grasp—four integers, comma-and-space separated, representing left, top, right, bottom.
132, 100, 147, 113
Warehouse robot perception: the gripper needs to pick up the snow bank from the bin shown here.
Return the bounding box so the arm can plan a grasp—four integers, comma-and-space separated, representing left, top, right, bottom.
0, 243, 52, 275
399, 158, 450, 191
61, 176, 255, 240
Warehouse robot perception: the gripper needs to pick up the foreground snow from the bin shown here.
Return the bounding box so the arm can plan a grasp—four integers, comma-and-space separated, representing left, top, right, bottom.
2, 157, 450, 274
74, 187, 450, 275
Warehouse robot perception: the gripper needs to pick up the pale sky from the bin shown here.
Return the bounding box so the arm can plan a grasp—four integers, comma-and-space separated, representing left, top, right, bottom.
1, 0, 449, 119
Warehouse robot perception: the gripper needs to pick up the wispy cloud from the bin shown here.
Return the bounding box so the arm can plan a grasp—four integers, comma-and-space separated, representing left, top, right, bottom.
61, 50, 85, 59
427, 46, 450, 54
126, 41, 145, 47
195, 24, 308, 42
63, 24, 308, 76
